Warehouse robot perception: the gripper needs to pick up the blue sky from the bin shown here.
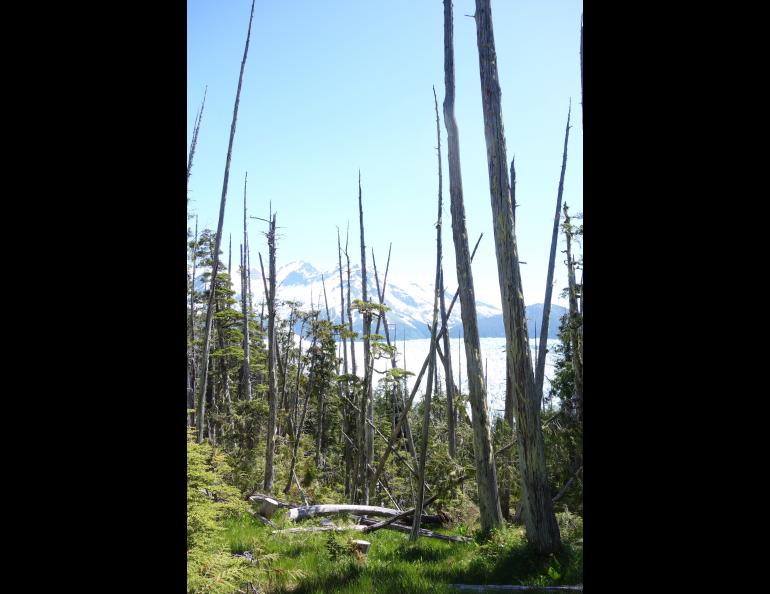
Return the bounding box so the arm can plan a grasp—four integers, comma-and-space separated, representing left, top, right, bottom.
187, 0, 583, 309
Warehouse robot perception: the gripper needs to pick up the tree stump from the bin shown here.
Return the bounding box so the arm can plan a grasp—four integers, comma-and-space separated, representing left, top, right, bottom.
350, 539, 371, 556
249, 494, 281, 519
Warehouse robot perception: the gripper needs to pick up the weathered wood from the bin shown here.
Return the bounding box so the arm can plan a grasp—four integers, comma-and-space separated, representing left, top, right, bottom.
187, 86, 207, 186
364, 493, 438, 534
248, 495, 282, 519
241, 173, 252, 402
445, 0, 503, 534
473, 0, 559, 551
535, 103, 571, 399
350, 539, 371, 555
264, 213, 278, 491
356, 517, 471, 543
370, 233, 484, 492
449, 585, 582, 592
272, 523, 468, 543
288, 504, 440, 524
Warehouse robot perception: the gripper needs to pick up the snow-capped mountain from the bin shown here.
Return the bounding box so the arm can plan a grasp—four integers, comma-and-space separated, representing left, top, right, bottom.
261, 260, 565, 340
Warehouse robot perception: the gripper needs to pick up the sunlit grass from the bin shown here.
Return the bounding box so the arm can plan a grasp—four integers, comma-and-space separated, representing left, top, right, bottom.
220, 511, 582, 593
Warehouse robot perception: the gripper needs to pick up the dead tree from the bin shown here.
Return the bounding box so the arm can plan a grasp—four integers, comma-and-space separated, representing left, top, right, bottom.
337, 227, 354, 497
356, 172, 374, 505
563, 204, 583, 422
433, 87, 457, 459
241, 173, 252, 401
195, 0, 255, 442
264, 214, 278, 492
370, 232, 484, 496
410, 89, 443, 543
188, 216, 199, 427
187, 86, 207, 188
535, 102, 571, 400
444, 0, 503, 534
472, 0, 560, 551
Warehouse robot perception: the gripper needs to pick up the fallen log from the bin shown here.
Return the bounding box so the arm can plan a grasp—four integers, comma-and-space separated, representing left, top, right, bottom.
273, 522, 469, 543
449, 586, 582, 592
288, 504, 442, 524
362, 493, 438, 534
355, 517, 470, 542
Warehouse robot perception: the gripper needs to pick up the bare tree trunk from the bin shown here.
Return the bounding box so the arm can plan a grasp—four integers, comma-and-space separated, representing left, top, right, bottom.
356, 173, 374, 505
444, 0, 503, 534
337, 227, 353, 498
370, 232, 484, 495
195, 0, 255, 442
285, 326, 317, 495
187, 86, 207, 187
241, 174, 252, 401
264, 214, 278, 492
472, 0, 560, 552
433, 88, 457, 459
411, 93, 443, 541
188, 217, 199, 427
535, 103, 571, 398
563, 205, 583, 423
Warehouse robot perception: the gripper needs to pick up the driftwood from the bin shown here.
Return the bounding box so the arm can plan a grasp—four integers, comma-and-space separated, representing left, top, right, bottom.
288, 504, 441, 525
273, 521, 469, 543
449, 586, 582, 592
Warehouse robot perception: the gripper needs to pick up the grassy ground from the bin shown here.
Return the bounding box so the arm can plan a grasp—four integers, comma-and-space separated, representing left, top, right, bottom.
222, 510, 583, 593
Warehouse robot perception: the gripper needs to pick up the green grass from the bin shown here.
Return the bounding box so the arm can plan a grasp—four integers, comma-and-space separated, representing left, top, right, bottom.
220, 511, 583, 593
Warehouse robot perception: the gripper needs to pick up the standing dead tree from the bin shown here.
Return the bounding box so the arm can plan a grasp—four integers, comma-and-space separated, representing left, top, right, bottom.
535, 103, 572, 399
433, 87, 457, 459
241, 173, 252, 401
337, 227, 354, 497
410, 88, 444, 543
195, 0, 255, 442
562, 204, 583, 422
369, 232, 484, 499
263, 213, 278, 492
472, 0, 560, 551
356, 173, 374, 505
187, 85, 207, 188
444, 0, 503, 534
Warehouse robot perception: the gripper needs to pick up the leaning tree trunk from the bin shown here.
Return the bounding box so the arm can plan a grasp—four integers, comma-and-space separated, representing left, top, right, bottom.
187, 86, 207, 188
195, 0, 255, 442
264, 214, 278, 492
535, 103, 572, 398
443, 0, 503, 535
473, 0, 560, 552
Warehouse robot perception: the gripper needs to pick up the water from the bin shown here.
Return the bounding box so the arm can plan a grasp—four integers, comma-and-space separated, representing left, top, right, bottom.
347, 337, 561, 415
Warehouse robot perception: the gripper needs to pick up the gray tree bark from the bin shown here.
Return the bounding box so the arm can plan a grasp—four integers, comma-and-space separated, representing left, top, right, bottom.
563, 205, 583, 422
357, 173, 374, 505
410, 93, 443, 541
444, 0, 503, 534
241, 174, 252, 401
535, 103, 571, 398
187, 86, 207, 188
472, 0, 560, 552
337, 227, 354, 498
264, 214, 278, 492
433, 86, 457, 460
195, 0, 255, 442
